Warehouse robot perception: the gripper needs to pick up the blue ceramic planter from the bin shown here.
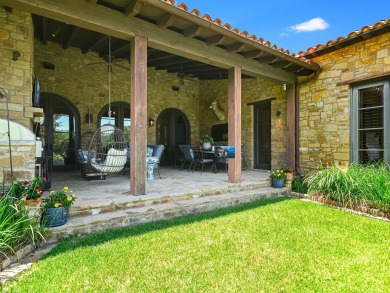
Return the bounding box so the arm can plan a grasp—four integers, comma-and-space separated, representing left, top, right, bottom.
272, 179, 285, 189
43, 207, 67, 227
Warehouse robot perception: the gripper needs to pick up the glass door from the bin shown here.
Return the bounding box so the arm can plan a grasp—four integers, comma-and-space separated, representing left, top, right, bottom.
254, 100, 271, 170
41, 94, 80, 171
156, 108, 190, 165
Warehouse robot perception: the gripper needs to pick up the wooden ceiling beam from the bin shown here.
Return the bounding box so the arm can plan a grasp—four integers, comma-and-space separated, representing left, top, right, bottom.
112, 42, 130, 57
148, 51, 174, 63
226, 43, 245, 52
183, 25, 203, 37
256, 56, 278, 63
168, 67, 226, 75
155, 60, 205, 70
82, 35, 107, 54
206, 35, 225, 46
63, 25, 80, 49
194, 72, 228, 79
156, 13, 176, 28
125, 0, 142, 17
242, 50, 264, 58
5, 0, 298, 83
272, 61, 291, 68
41, 16, 48, 45
148, 56, 188, 67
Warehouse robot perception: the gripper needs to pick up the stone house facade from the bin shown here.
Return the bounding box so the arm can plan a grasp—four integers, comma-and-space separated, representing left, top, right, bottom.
299, 21, 390, 171
0, 2, 388, 189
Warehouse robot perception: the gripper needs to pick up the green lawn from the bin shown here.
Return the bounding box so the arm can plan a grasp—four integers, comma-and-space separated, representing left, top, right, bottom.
3, 198, 390, 293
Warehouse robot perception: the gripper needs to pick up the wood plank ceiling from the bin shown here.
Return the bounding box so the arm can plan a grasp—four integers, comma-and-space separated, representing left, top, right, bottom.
30, 0, 320, 81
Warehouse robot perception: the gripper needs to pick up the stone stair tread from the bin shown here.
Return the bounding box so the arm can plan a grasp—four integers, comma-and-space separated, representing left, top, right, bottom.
48, 187, 287, 242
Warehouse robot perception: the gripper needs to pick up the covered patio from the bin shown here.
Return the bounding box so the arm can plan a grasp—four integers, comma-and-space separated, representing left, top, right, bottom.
1, 0, 320, 194
51, 167, 272, 211
45, 167, 288, 242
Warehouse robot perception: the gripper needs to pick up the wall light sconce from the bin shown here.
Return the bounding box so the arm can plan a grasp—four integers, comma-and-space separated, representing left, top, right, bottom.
276, 110, 281, 117
148, 116, 155, 127
51, 26, 61, 37
12, 51, 21, 61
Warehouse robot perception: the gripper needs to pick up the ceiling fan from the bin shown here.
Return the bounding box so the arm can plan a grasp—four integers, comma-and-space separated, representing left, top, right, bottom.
176, 71, 195, 85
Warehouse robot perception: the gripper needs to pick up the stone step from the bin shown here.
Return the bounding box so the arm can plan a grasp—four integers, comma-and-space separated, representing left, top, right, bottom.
69, 180, 272, 218
47, 186, 288, 243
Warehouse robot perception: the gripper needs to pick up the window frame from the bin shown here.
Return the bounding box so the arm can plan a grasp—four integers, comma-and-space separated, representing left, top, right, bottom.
351, 80, 390, 164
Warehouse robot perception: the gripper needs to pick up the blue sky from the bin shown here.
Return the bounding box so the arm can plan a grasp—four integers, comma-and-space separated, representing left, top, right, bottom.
181, 1, 390, 54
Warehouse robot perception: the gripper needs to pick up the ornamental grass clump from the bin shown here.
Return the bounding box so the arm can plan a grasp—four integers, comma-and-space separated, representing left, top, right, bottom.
0, 195, 46, 259
305, 162, 390, 212
42, 186, 76, 211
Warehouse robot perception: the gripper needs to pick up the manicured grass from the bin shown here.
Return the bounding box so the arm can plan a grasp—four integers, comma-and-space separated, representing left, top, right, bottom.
3, 198, 390, 292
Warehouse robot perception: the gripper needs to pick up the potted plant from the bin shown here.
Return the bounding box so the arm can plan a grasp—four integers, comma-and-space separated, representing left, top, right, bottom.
280, 161, 295, 181
269, 169, 287, 188
41, 186, 75, 227
2, 176, 46, 224
200, 134, 214, 150
3, 176, 46, 204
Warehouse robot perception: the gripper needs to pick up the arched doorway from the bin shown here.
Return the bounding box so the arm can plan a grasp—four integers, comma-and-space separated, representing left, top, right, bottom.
40, 93, 80, 171
97, 102, 131, 139
156, 108, 190, 166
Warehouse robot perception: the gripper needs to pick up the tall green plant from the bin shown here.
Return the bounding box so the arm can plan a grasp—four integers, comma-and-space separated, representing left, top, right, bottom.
0, 196, 46, 259
305, 162, 390, 211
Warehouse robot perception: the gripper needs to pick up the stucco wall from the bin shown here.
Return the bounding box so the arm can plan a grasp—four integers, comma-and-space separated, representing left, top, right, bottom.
299, 32, 390, 171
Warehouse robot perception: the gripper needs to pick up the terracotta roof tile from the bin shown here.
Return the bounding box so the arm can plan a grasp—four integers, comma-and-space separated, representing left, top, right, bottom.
176, 3, 188, 10
189, 9, 200, 16
299, 18, 390, 57
166, 0, 313, 64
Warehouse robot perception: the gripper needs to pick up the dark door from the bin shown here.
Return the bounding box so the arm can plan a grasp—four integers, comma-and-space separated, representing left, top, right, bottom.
40, 94, 80, 171
254, 100, 271, 169
156, 108, 190, 165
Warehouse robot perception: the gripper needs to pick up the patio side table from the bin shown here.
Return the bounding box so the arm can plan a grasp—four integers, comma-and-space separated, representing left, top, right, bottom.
146, 157, 159, 181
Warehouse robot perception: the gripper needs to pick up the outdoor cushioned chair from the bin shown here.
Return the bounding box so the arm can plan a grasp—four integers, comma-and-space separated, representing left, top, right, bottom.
81, 124, 128, 180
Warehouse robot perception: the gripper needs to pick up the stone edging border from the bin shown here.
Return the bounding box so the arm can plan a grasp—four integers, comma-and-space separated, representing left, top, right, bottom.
0, 244, 35, 272
291, 192, 390, 222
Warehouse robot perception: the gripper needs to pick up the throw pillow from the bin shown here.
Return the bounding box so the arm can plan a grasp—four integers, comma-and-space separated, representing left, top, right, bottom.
147, 147, 153, 157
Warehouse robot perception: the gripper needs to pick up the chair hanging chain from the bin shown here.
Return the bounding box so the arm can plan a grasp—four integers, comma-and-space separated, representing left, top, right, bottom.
108, 35, 112, 120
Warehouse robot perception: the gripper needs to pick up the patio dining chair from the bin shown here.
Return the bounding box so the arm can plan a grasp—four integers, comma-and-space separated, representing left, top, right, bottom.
190, 147, 215, 174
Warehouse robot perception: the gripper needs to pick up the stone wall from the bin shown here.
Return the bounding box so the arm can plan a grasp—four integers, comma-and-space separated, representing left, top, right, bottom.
0, 8, 35, 129
200, 78, 287, 170
299, 32, 390, 171
0, 8, 37, 181
34, 41, 200, 145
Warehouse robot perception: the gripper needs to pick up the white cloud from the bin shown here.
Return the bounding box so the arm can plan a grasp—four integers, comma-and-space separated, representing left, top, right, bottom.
290, 17, 329, 32
280, 32, 289, 37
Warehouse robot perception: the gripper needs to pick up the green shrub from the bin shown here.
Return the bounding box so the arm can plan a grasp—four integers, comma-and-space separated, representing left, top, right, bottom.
291, 176, 308, 194
305, 162, 390, 211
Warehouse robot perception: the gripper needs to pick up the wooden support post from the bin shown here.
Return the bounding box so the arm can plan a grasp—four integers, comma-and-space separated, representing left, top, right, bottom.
130, 35, 147, 195
286, 83, 296, 169
228, 66, 242, 183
